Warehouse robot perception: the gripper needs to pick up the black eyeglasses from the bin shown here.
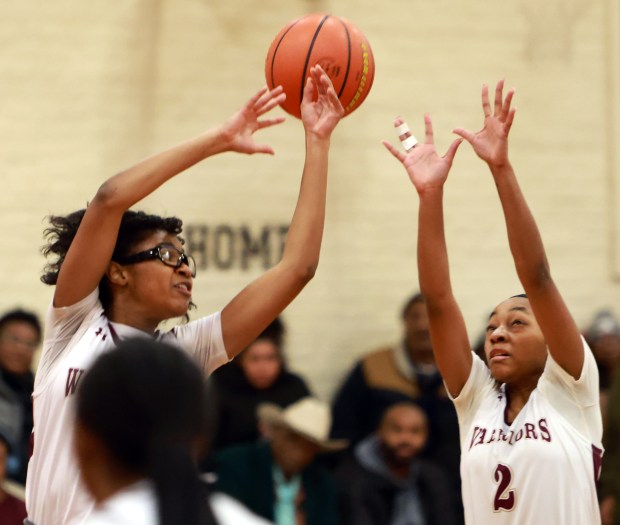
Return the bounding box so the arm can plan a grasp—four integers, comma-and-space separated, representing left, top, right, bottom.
116, 244, 197, 277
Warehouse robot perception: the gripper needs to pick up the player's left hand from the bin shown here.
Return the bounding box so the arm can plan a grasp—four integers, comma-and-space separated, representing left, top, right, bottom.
300, 65, 345, 139
453, 79, 515, 169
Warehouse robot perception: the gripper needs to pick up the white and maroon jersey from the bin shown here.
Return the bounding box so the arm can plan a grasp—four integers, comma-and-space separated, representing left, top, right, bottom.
26, 288, 229, 525
453, 339, 603, 525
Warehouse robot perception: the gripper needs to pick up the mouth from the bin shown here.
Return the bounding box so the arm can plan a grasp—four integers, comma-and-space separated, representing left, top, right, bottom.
489, 348, 510, 362
174, 281, 193, 297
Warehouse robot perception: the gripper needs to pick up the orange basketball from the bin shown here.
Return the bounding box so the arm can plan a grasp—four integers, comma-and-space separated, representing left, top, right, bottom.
265, 13, 375, 119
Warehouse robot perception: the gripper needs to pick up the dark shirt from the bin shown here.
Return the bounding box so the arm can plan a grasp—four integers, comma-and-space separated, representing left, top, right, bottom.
0, 369, 34, 485
208, 364, 310, 451
213, 442, 340, 525
334, 437, 462, 525
330, 350, 460, 486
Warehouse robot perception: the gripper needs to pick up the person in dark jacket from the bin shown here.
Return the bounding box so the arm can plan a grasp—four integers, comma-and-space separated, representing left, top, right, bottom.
334, 402, 462, 525
208, 317, 311, 452
213, 397, 345, 525
0, 309, 41, 485
330, 293, 460, 490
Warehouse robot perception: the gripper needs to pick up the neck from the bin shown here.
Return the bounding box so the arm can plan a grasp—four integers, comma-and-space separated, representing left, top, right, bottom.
386, 460, 410, 479
504, 376, 539, 423
87, 463, 144, 505
405, 344, 435, 367
107, 302, 159, 334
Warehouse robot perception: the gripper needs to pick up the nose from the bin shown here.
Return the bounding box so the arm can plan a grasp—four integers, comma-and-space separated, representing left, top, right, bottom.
176, 263, 193, 278
490, 326, 507, 343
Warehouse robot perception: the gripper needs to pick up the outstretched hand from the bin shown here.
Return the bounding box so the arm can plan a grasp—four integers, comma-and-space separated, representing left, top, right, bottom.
453, 79, 515, 168
220, 86, 287, 155
382, 114, 462, 194
300, 65, 345, 139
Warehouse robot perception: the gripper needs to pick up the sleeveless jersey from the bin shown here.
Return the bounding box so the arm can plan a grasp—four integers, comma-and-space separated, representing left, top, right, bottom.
452, 339, 603, 525
25, 288, 228, 525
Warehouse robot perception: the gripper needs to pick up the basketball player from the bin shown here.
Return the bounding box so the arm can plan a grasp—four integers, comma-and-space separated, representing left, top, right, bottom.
383, 80, 603, 524
75, 338, 271, 525
26, 65, 344, 525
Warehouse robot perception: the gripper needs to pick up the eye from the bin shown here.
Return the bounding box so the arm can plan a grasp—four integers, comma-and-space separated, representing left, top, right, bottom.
511, 319, 524, 326
486, 324, 496, 333
159, 247, 175, 261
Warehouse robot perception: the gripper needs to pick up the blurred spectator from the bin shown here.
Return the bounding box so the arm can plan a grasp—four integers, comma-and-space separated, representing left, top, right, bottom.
330, 293, 461, 490
584, 309, 620, 420
0, 434, 27, 525
208, 317, 311, 452
600, 367, 620, 525
0, 309, 41, 485
334, 402, 461, 525
213, 397, 344, 525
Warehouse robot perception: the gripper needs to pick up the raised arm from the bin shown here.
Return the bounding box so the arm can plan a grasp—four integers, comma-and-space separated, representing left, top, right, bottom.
54, 87, 286, 308
454, 80, 584, 379
383, 115, 471, 397
220, 65, 344, 358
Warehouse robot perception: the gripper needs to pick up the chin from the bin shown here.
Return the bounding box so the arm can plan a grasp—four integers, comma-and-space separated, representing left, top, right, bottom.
489, 366, 512, 384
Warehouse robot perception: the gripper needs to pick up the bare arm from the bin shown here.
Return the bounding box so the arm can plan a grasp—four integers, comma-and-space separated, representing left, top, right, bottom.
383, 115, 471, 397
54, 87, 286, 308
221, 66, 344, 358
454, 81, 583, 379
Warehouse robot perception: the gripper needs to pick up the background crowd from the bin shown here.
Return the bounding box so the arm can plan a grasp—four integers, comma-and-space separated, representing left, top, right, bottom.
2, 293, 620, 525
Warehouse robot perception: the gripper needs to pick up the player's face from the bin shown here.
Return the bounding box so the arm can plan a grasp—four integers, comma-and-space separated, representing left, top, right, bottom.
484, 297, 547, 384
239, 339, 282, 389
378, 405, 428, 466
118, 231, 194, 323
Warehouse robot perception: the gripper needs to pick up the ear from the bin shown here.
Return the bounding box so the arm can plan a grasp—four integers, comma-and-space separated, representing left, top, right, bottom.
106, 261, 129, 287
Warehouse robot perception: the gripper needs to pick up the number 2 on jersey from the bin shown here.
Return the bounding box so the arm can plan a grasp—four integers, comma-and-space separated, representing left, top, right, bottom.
493, 463, 516, 512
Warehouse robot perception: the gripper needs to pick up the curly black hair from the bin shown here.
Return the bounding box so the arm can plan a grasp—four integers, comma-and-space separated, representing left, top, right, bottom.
41, 209, 184, 309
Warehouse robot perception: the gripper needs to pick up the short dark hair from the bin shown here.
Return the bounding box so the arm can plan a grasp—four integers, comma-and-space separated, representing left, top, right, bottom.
239, 316, 288, 368
256, 316, 285, 347
401, 292, 425, 319
0, 309, 42, 343
41, 209, 184, 309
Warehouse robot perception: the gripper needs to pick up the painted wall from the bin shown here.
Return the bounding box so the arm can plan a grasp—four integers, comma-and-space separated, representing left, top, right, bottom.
1, 0, 618, 399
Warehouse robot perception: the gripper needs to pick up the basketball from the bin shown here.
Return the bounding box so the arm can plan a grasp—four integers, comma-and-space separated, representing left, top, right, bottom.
265, 13, 375, 119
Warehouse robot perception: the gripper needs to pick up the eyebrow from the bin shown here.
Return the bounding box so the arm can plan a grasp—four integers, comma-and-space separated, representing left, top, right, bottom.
488, 306, 529, 320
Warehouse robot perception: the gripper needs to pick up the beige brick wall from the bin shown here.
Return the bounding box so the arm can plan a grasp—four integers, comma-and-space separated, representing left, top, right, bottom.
0, 0, 617, 399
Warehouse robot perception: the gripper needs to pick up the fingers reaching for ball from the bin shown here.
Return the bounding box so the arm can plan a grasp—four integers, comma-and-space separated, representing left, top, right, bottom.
300, 65, 344, 139
254, 85, 286, 117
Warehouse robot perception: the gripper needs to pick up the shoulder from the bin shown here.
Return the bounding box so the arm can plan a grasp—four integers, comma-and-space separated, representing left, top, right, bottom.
275, 370, 310, 391
361, 346, 394, 366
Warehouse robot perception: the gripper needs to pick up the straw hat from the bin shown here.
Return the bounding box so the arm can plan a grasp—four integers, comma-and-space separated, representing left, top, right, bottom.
257, 397, 349, 452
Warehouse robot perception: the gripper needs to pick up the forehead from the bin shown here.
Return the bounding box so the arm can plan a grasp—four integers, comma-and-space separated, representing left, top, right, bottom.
134, 230, 183, 251
0, 320, 38, 337
404, 300, 427, 318
244, 339, 280, 357
489, 297, 532, 319
383, 406, 427, 427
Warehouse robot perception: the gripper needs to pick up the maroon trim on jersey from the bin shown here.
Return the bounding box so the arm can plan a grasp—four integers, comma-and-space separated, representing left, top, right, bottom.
592, 444, 603, 483
107, 323, 121, 345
